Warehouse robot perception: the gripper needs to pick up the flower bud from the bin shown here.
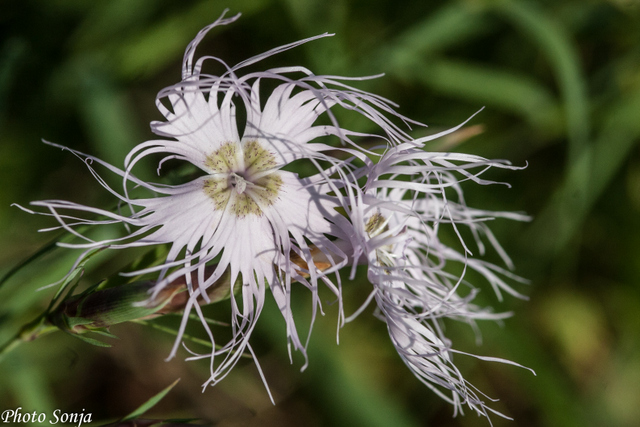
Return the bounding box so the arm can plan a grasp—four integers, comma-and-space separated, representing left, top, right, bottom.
48, 265, 232, 335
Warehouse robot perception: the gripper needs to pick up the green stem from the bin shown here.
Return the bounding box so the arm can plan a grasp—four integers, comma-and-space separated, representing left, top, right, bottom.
0, 316, 58, 362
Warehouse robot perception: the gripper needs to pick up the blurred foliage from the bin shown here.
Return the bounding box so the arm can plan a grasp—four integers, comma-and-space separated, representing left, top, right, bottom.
1, 0, 640, 426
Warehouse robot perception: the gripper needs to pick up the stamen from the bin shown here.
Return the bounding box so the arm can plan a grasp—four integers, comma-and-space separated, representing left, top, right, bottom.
230, 172, 247, 194
203, 141, 282, 217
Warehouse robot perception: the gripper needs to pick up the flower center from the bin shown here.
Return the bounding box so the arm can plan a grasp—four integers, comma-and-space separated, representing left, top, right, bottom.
365, 212, 396, 269
230, 172, 248, 194
365, 212, 389, 238
203, 141, 282, 217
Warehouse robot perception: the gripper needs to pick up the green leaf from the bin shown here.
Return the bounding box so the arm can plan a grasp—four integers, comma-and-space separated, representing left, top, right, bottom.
97, 245, 169, 290
0, 226, 97, 292
90, 328, 119, 339
494, 0, 589, 164
68, 333, 112, 348
113, 0, 266, 79
0, 235, 61, 290
132, 319, 215, 350
526, 84, 640, 255
120, 379, 181, 422
397, 57, 561, 130
64, 316, 95, 329
382, 2, 489, 69
47, 247, 106, 314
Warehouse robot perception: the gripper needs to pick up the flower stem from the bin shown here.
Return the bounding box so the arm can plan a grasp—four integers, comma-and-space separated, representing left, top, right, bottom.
0, 315, 58, 362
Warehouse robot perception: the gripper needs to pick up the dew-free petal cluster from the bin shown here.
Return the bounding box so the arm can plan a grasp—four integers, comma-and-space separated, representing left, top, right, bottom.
19, 10, 532, 421
344, 141, 532, 418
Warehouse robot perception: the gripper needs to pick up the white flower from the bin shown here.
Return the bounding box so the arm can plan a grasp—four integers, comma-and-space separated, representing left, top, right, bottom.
344, 137, 533, 418
17, 11, 420, 394
18, 10, 531, 418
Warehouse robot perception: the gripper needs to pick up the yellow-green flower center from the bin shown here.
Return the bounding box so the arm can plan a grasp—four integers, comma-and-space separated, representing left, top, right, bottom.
365, 212, 395, 269
203, 141, 282, 217
365, 212, 389, 238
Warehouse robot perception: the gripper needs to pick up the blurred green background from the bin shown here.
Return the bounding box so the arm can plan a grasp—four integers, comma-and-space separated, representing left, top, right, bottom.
1, 0, 640, 426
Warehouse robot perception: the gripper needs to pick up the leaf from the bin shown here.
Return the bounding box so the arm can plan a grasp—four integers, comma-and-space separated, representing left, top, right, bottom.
68, 333, 112, 348
397, 57, 561, 131
113, 1, 267, 79
382, 2, 489, 68
132, 319, 215, 350
494, 0, 589, 164
120, 379, 181, 422
0, 235, 61, 290
90, 328, 119, 339
97, 245, 169, 290
47, 247, 107, 314
0, 226, 96, 292
526, 84, 640, 255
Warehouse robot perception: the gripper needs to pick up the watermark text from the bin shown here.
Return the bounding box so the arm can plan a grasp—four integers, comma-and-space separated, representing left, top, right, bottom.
1, 407, 92, 426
